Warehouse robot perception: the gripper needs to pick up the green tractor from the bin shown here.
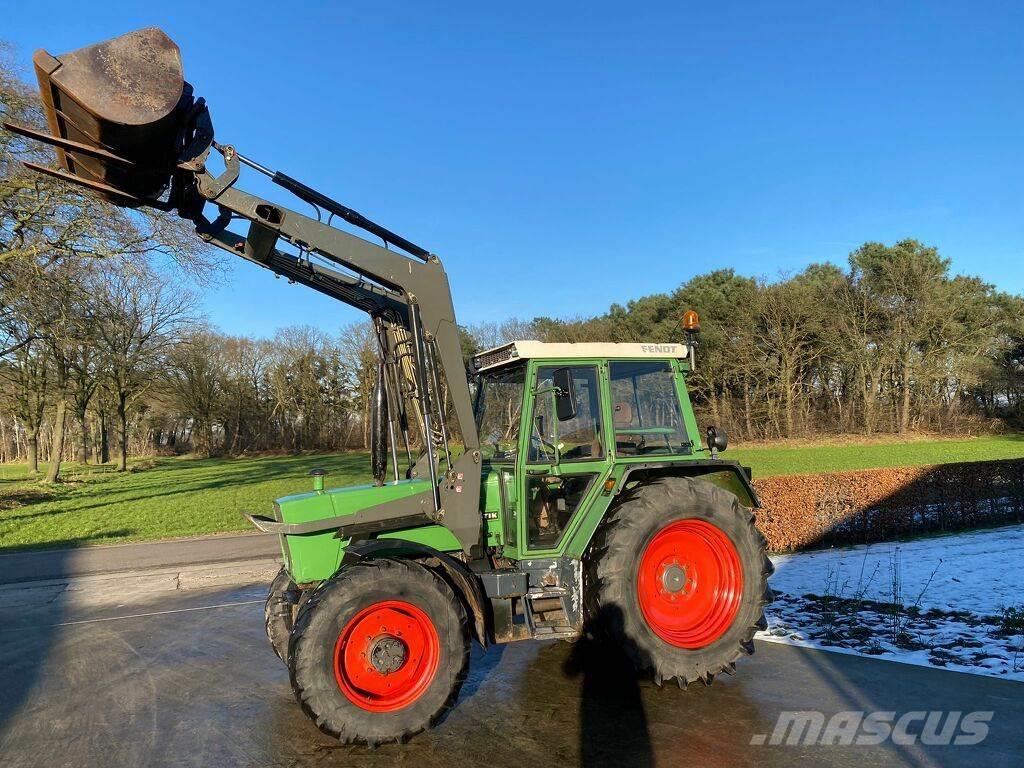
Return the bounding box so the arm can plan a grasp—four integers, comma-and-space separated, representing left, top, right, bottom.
9, 28, 772, 746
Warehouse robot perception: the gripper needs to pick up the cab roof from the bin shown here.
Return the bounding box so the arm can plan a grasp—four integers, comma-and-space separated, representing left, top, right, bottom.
471, 340, 690, 373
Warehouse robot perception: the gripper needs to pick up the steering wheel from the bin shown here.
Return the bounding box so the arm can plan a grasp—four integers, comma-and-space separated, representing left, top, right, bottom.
530, 434, 558, 462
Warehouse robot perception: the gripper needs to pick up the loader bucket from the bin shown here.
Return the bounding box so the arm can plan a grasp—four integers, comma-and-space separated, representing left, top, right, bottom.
28, 27, 188, 203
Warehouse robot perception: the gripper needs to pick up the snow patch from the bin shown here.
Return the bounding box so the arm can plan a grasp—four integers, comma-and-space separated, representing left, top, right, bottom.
759, 523, 1024, 681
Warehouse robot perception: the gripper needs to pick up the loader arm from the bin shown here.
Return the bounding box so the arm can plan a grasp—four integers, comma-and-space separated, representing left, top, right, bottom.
190, 152, 485, 553
3, 27, 485, 554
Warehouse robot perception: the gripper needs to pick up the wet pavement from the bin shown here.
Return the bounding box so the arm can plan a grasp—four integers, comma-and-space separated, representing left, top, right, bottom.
0, 582, 1020, 768
0, 531, 278, 584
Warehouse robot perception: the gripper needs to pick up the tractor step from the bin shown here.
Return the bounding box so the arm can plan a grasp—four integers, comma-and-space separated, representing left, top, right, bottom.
525, 587, 569, 598
532, 624, 577, 639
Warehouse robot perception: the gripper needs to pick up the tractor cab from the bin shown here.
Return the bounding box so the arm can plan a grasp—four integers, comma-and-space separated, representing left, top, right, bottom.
470, 341, 705, 560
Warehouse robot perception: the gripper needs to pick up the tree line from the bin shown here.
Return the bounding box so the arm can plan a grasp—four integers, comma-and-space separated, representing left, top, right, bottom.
2, 45, 1022, 479
524, 243, 1023, 440
6, 243, 1020, 480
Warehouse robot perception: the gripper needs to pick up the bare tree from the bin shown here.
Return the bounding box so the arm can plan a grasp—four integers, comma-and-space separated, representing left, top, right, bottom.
0, 261, 53, 473
90, 264, 195, 470
69, 335, 100, 464
39, 260, 97, 482
164, 329, 227, 456
220, 335, 274, 453
337, 321, 378, 449
0, 334, 47, 473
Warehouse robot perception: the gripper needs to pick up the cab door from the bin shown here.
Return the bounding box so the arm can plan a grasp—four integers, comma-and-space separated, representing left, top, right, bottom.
517, 363, 611, 557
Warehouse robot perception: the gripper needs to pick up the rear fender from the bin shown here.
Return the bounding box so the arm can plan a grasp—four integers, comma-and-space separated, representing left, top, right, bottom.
618, 460, 760, 508
341, 539, 489, 647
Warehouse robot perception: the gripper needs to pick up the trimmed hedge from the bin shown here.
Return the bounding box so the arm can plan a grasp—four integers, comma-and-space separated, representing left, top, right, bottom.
752, 458, 1024, 552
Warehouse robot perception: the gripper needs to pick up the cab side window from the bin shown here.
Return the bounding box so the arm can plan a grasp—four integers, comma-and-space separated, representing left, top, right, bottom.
609, 361, 688, 455
528, 366, 603, 463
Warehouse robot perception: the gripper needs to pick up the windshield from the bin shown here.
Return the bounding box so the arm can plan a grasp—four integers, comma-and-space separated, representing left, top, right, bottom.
473, 365, 526, 461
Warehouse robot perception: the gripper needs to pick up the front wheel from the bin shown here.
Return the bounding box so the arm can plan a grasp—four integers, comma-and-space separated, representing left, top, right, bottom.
265, 567, 301, 663
288, 558, 470, 745
586, 477, 772, 686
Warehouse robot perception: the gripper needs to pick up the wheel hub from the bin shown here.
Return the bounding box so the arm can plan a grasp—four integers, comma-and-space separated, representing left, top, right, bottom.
661, 562, 693, 595
370, 636, 407, 674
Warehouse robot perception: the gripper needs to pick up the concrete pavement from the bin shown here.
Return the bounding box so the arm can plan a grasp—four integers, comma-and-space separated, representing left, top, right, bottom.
0, 531, 280, 584
0, 532, 282, 610
0, 582, 1020, 767
0, 536, 1020, 767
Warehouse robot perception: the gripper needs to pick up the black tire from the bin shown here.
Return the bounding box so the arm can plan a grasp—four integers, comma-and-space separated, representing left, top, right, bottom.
265, 567, 301, 663
288, 558, 470, 745
585, 476, 772, 687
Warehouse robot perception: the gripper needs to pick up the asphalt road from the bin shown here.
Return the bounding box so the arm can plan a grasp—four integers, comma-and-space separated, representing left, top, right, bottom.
0, 583, 1020, 768
0, 532, 279, 584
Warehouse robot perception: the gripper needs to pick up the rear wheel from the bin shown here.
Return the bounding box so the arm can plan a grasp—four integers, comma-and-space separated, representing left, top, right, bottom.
288, 558, 470, 745
586, 477, 772, 686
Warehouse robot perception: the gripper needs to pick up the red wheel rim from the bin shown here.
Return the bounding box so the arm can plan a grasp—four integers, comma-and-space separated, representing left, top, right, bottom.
333, 600, 440, 712
637, 519, 743, 649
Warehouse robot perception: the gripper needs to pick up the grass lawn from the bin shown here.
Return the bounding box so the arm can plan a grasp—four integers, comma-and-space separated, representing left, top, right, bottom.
0, 454, 371, 551
0, 434, 1021, 551
730, 433, 1024, 477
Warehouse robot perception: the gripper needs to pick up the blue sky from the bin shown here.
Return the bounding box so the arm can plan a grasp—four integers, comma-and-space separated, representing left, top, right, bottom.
5, 2, 1022, 337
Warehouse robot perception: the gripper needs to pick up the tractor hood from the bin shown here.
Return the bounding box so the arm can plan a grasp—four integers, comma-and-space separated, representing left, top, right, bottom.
271, 478, 434, 584
274, 478, 432, 527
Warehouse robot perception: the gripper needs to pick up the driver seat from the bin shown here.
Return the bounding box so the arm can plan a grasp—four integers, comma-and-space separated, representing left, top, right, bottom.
613, 402, 638, 453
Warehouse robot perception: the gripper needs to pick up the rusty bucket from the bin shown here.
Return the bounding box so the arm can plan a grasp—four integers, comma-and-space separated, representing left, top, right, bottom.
15, 28, 191, 203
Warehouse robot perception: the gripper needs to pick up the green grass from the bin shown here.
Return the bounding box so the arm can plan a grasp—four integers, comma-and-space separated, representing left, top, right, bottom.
0, 454, 373, 551
730, 434, 1024, 478
0, 434, 1021, 551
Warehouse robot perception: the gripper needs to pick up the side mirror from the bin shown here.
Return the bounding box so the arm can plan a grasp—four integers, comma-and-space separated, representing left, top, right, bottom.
552, 368, 577, 421
706, 426, 728, 458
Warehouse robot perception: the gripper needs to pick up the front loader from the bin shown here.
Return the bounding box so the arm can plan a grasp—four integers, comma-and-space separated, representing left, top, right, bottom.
6, 28, 773, 745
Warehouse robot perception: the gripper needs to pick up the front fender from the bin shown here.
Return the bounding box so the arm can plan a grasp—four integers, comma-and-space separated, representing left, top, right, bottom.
341, 539, 489, 647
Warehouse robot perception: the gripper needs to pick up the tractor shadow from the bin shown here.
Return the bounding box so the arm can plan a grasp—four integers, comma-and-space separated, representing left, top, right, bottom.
458, 642, 506, 702
0, 533, 129, 744
563, 605, 654, 768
